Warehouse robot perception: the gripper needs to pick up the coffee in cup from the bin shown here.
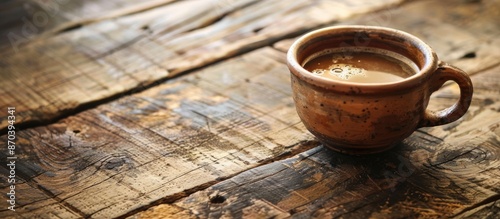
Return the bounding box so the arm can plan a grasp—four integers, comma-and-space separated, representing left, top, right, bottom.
287, 25, 473, 154
302, 48, 417, 84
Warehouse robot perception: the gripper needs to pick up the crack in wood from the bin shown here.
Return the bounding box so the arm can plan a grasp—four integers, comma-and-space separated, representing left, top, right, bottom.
451, 193, 500, 218
114, 141, 321, 219
37, 0, 178, 39
415, 129, 444, 144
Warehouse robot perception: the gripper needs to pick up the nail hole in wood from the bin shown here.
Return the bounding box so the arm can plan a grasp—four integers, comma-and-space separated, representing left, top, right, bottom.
209, 194, 226, 204
461, 51, 476, 59
253, 27, 264, 33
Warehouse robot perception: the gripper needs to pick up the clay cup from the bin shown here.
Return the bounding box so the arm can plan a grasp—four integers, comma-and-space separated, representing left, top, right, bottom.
287, 25, 473, 154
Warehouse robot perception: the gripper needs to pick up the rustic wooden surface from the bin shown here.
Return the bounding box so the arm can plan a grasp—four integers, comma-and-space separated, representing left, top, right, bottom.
1, 0, 499, 218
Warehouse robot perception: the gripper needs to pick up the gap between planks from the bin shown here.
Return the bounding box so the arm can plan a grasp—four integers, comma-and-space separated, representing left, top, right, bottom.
114, 140, 320, 219
32, 0, 179, 40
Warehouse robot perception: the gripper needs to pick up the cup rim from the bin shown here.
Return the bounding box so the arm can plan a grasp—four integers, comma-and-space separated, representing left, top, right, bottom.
287, 25, 438, 92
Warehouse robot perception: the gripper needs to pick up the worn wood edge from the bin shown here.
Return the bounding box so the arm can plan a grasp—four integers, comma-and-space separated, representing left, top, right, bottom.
451, 194, 500, 218
30, 0, 178, 41
0, 0, 176, 51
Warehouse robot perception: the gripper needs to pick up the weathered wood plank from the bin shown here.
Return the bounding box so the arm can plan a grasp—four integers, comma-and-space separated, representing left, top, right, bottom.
0, 0, 255, 131
0, 47, 317, 218
0, 0, 176, 49
349, 0, 500, 75
132, 64, 500, 218
0, 0, 405, 131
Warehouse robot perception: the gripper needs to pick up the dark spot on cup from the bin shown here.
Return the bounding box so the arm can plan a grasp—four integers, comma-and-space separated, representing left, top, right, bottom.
320, 103, 324, 107
464, 0, 481, 4
348, 87, 362, 94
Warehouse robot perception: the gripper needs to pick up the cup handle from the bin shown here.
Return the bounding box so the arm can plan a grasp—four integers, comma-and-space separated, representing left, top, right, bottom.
418, 62, 473, 127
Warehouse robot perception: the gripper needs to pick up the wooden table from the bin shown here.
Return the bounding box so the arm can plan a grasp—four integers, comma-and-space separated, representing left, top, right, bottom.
1, 0, 499, 218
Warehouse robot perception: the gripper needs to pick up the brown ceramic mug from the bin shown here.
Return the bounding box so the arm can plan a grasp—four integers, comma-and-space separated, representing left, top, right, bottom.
287, 25, 473, 154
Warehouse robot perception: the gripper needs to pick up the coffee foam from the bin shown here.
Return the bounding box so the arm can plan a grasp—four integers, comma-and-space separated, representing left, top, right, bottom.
311, 64, 366, 80
302, 47, 419, 75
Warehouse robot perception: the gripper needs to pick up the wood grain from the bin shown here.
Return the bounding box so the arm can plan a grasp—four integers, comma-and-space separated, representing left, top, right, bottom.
0, 0, 405, 131
0, 0, 176, 49
0, 166, 82, 218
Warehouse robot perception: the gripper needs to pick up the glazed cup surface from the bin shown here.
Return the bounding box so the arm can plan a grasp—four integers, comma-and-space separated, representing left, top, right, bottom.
287, 25, 473, 154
